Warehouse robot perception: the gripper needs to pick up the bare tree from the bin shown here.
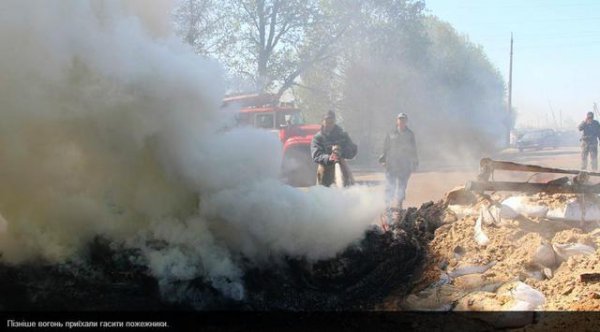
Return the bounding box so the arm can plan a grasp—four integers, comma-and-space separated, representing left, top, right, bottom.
174, 0, 345, 97
173, 0, 231, 54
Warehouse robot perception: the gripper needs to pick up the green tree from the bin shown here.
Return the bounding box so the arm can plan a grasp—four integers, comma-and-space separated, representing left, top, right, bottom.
175, 0, 509, 166
298, 3, 507, 166
297, 0, 428, 160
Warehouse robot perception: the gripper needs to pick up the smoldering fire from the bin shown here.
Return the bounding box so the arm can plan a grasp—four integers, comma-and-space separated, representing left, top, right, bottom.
0, 0, 384, 302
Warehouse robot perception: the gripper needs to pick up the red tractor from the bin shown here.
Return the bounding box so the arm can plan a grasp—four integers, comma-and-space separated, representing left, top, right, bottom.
222, 94, 320, 186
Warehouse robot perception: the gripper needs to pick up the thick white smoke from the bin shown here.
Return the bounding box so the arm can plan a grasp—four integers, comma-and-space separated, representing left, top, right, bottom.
0, 1, 384, 300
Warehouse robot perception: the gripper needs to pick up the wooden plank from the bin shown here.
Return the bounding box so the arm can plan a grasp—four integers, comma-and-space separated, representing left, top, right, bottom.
465, 180, 600, 194
480, 158, 600, 177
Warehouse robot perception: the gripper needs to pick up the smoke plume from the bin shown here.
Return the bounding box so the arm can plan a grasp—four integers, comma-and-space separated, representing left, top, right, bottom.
0, 0, 384, 300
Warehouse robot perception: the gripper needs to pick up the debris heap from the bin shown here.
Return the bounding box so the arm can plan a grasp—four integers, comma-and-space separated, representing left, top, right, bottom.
405, 187, 600, 328
0, 202, 444, 311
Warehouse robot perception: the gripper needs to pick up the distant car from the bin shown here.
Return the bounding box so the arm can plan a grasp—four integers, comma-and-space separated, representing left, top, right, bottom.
516, 129, 559, 152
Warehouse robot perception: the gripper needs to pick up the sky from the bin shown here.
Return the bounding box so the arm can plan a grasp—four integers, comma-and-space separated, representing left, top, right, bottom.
425, 0, 600, 129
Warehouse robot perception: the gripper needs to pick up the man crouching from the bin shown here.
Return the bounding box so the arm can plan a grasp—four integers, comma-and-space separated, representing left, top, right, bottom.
310, 111, 357, 187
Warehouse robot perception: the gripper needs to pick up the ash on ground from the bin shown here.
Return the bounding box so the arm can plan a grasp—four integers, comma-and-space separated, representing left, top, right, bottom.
0, 202, 444, 311
5, 186, 598, 328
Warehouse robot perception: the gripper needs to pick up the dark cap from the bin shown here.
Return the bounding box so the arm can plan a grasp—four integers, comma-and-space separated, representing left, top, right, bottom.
587, 112, 594, 118
323, 110, 336, 120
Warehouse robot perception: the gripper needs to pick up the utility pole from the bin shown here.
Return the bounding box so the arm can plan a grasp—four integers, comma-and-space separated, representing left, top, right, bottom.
507, 33, 513, 146
559, 109, 563, 129
548, 100, 557, 128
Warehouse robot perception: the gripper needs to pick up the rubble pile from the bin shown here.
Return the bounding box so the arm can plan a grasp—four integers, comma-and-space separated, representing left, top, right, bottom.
405, 188, 600, 323
8, 177, 600, 325
0, 202, 445, 311
0, 238, 170, 311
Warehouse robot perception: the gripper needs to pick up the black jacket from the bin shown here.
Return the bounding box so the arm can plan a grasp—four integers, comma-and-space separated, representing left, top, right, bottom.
311, 125, 357, 166
381, 127, 418, 176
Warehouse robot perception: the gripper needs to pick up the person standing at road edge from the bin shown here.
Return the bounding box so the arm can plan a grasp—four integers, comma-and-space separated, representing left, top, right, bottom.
578, 111, 600, 171
379, 113, 418, 209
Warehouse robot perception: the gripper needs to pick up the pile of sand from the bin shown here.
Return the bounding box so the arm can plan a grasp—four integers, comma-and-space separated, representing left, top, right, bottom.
405, 189, 600, 316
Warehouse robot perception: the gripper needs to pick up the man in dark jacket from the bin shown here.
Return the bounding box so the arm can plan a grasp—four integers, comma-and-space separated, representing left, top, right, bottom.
379, 113, 418, 209
311, 111, 358, 186
578, 111, 600, 170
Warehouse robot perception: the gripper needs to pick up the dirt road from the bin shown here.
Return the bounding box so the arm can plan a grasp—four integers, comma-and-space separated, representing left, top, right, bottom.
353, 146, 584, 208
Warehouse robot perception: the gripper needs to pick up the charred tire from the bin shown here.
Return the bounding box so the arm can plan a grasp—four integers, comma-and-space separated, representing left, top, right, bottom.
282, 147, 317, 187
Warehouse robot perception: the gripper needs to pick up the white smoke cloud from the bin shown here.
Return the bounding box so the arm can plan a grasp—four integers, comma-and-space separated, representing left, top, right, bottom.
0, 0, 384, 300
202, 182, 384, 261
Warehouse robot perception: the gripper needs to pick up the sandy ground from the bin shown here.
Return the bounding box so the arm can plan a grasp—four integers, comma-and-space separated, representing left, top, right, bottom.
395, 148, 600, 319
402, 196, 600, 319
353, 146, 584, 208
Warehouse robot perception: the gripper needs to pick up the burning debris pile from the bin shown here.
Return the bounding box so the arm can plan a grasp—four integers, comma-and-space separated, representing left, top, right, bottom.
403, 167, 600, 328
0, 0, 449, 314
0, 202, 444, 311
0, 0, 401, 313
